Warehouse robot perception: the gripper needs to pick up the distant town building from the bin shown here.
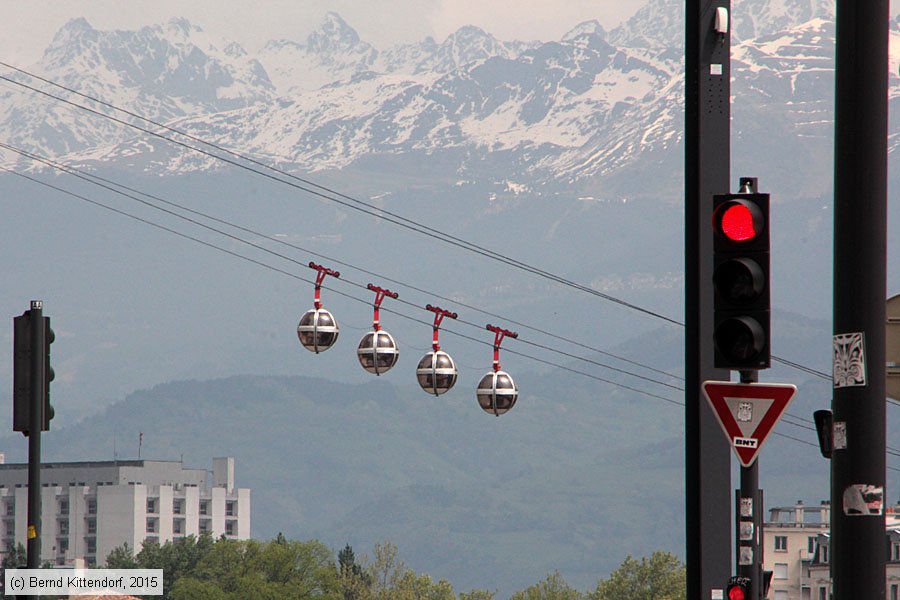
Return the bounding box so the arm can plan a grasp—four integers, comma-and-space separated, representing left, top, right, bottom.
763, 499, 900, 600
0, 457, 249, 566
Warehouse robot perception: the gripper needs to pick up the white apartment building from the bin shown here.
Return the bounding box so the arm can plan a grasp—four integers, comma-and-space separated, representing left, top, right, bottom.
0, 457, 250, 566
764, 501, 831, 600
764, 499, 900, 600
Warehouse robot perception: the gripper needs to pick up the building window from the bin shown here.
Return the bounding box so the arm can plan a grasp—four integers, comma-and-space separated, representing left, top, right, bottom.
808, 536, 817, 554
146, 498, 158, 514
199, 519, 211, 534
173, 499, 184, 515
893, 543, 900, 562
173, 519, 185, 535
85, 518, 96, 535
58, 538, 69, 553
5, 501, 14, 516
85, 537, 96, 555
58, 519, 69, 535
819, 588, 827, 600
890, 584, 898, 600
225, 520, 235, 536
226, 501, 237, 517
86, 498, 97, 515
146, 517, 157, 534
774, 563, 788, 580
58, 500, 69, 515
199, 500, 210, 516
774, 535, 788, 552
821, 545, 829, 564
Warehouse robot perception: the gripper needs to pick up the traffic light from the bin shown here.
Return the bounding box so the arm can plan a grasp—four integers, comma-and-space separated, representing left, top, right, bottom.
44, 320, 55, 428
12, 310, 54, 435
726, 576, 751, 600
712, 188, 770, 370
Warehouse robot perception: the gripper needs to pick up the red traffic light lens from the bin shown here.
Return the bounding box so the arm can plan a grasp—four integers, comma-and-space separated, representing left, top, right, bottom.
721, 203, 758, 242
728, 587, 746, 600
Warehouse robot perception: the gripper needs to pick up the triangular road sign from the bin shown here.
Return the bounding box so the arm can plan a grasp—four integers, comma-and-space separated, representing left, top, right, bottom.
701, 381, 798, 467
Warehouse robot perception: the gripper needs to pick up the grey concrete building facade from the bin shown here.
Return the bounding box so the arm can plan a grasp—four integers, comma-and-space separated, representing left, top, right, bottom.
0, 457, 249, 566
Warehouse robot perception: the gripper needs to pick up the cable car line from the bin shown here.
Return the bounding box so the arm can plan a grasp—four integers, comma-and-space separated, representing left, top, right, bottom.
8, 163, 900, 472
0, 69, 682, 326
0, 64, 867, 398
0, 142, 684, 392
0, 164, 686, 405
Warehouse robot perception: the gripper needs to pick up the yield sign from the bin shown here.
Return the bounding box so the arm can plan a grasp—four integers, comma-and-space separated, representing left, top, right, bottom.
702, 381, 798, 467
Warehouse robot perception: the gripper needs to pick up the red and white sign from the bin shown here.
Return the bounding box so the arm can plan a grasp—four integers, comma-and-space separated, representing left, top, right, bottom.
701, 381, 798, 467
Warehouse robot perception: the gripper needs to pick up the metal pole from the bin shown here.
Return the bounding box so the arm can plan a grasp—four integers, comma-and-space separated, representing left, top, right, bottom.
685, 0, 733, 596
26, 301, 44, 569
735, 371, 761, 600
832, 0, 888, 596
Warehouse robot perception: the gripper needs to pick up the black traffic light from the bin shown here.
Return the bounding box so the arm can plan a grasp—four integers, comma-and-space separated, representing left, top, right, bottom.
762, 570, 774, 597
727, 576, 751, 600
12, 309, 54, 435
712, 186, 770, 370
813, 409, 833, 459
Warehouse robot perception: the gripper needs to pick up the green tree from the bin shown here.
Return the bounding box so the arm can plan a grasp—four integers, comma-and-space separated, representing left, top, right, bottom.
458, 589, 496, 600
178, 537, 340, 600
356, 541, 455, 600
589, 551, 686, 600
104, 534, 215, 599
105, 541, 138, 569
510, 571, 582, 600
339, 544, 372, 600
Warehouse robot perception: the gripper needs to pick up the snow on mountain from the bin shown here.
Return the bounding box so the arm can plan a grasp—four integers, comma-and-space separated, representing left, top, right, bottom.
1, 0, 897, 200
257, 12, 377, 94
0, 16, 272, 160
414, 26, 513, 74
732, 0, 834, 40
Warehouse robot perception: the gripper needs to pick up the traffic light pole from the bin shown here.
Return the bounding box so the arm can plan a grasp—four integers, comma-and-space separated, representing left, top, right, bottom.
735, 370, 762, 600
685, 1, 733, 597
832, 0, 888, 596
26, 301, 44, 569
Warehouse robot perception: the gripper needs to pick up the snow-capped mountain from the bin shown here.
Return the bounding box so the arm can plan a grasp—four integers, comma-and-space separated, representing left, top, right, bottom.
0, 0, 893, 200
0, 16, 272, 158
257, 12, 377, 94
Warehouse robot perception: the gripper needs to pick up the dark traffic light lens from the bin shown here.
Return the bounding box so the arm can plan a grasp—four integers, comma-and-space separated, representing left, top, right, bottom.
713, 258, 766, 305
715, 316, 766, 361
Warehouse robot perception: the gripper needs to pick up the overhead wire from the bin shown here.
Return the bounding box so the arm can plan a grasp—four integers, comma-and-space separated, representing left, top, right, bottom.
0, 141, 682, 393
0, 67, 682, 326
0, 63, 849, 386
5, 162, 900, 473
0, 163, 684, 406
2, 65, 897, 469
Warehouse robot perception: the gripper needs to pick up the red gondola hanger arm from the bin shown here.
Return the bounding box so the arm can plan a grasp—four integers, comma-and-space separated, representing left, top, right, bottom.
309, 262, 340, 309
486, 324, 518, 371
367, 283, 399, 331
426, 304, 458, 351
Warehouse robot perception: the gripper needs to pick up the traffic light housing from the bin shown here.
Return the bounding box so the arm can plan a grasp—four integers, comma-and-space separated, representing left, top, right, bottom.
12, 310, 54, 435
712, 190, 770, 370
726, 575, 751, 600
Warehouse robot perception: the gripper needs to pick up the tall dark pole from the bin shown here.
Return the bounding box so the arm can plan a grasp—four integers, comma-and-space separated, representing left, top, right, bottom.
831, 0, 888, 597
736, 370, 761, 600
26, 300, 44, 569
685, 1, 733, 597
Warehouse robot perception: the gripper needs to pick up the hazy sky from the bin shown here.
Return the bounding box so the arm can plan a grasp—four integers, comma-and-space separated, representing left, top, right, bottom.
0, 0, 645, 65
